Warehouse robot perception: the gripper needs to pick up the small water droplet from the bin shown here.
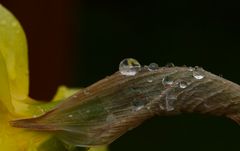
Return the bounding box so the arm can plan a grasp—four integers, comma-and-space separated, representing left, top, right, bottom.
40, 108, 45, 113
68, 114, 73, 118
162, 76, 174, 86
106, 114, 115, 122
193, 72, 204, 79
148, 63, 159, 71
128, 127, 135, 131
188, 67, 194, 71
83, 89, 90, 95
132, 99, 146, 111
119, 58, 141, 76
165, 94, 177, 111
179, 81, 188, 88
159, 104, 165, 110
147, 77, 153, 83
165, 63, 175, 67
193, 67, 204, 79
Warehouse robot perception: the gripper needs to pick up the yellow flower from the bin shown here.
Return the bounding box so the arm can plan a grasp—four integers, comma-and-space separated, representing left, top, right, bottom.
0, 4, 107, 151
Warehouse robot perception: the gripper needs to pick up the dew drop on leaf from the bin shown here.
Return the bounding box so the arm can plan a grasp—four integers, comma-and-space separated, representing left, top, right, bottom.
132, 99, 146, 111
179, 81, 188, 88
193, 67, 205, 79
147, 62, 159, 71
162, 76, 174, 86
147, 77, 153, 83
119, 58, 141, 76
165, 62, 175, 67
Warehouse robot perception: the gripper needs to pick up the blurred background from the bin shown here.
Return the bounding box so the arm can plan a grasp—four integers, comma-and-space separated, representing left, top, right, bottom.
1, 1, 240, 151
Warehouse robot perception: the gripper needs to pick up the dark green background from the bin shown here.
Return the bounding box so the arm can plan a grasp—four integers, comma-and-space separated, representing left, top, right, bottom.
2, 1, 240, 151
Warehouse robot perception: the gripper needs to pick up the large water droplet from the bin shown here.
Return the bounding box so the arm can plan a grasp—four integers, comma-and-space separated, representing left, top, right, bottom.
179, 81, 188, 88
162, 76, 174, 86
68, 114, 73, 118
148, 63, 159, 71
132, 99, 146, 111
193, 67, 204, 79
119, 58, 141, 76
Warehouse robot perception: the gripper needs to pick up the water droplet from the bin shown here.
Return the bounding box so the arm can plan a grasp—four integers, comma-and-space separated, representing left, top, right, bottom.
147, 106, 151, 110
119, 58, 141, 76
132, 99, 146, 111
128, 127, 135, 131
162, 76, 174, 86
193, 67, 204, 79
165, 94, 177, 111
148, 63, 159, 71
159, 104, 165, 110
83, 89, 90, 95
147, 77, 153, 83
106, 114, 115, 122
68, 114, 73, 118
179, 81, 188, 88
40, 108, 45, 113
165, 63, 175, 67
193, 72, 204, 79
188, 67, 194, 71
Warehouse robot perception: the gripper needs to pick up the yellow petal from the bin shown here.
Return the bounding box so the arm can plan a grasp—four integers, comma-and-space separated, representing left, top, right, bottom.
0, 86, 79, 151
52, 85, 79, 102
89, 146, 108, 151
0, 51, 12, 112
0, 4, 108, 151
0, 4, 29, 112
0, 105, 50, 151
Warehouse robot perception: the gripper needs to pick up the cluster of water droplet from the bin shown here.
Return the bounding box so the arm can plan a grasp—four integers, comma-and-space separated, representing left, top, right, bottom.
119, 58, 162, 77
119, 58, 205, 112
162, 77, 189, 111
